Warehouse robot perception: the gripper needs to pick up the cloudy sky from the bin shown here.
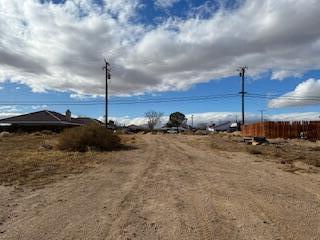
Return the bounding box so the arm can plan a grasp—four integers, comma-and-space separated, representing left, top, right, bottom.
0, 0, 320, 125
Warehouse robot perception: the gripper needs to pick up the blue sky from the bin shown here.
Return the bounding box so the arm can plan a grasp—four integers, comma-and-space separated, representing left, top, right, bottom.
0, 0, 320, 125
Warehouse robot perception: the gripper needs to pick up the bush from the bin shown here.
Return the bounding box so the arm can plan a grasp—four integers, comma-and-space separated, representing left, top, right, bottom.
57, 123, 121, 152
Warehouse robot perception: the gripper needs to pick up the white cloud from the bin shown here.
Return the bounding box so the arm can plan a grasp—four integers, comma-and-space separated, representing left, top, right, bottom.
155, 0, 180, 9
31, 105, 48, 110
70, 93, 98, 100
109, 116, 148, 126
0, 0, 320, 96
0, 105, 22, 119
0, 105, 19, 113
0, 112, 21, 119
268, 79, 320, 108
271, 70, 302, 81
267, 112, 320, 121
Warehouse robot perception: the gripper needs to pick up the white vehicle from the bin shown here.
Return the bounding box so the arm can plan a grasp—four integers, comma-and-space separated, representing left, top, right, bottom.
207, 127, 215, 132
167, 128, 178, 134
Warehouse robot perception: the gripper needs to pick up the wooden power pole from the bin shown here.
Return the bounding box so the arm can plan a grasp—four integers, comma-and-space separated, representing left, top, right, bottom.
238, 66, 247, 126
103, 59, 111, 128
258, 110, 265, 123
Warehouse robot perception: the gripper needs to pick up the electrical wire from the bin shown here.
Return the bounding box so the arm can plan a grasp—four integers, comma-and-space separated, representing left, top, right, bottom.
0, 93, 240, 106
1, 92, 319, 106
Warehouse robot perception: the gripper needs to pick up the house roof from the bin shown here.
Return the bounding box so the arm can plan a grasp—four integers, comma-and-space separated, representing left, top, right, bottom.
72, 117, 102, 125
0, 110, 98, 126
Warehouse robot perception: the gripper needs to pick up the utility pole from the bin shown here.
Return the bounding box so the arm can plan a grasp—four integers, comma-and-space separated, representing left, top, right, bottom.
238, 66, 247, 126
191, 115, 194, 128
103, 58, 111, 128
258, 110, 265, 123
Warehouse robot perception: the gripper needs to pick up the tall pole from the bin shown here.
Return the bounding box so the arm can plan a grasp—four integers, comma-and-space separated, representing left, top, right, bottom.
238, 66, 247, 126
258, 110, 265, 123
191, 115, 194, 128
103, 59, 111, 128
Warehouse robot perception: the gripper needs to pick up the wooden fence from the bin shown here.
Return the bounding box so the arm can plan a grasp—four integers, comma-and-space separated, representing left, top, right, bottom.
242, 121, 320, 141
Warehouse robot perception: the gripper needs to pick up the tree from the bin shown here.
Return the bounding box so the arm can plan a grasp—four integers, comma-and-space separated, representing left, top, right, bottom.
168, 112, 187, 131
145, 111, 163, 130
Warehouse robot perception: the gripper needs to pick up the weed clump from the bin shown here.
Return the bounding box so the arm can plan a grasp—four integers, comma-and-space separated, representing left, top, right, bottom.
57, 123, 121, 152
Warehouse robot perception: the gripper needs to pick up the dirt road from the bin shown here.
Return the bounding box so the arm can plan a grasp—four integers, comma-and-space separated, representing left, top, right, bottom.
1, 135, 320, 239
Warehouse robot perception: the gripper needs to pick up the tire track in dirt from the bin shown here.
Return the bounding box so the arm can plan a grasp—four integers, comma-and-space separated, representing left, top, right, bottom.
105, 137, 165, 239
163, 137, 241, 240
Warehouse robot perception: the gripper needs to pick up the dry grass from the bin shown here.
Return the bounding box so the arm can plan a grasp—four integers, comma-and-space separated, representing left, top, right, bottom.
309, 146, 320, 151
0, 133, 132, 187
246, 147, 262, 155
205, 133, 320, 168
57, 123, 121, 152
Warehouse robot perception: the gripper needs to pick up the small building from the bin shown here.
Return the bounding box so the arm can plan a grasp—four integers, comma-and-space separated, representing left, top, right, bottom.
0, 110, 100, 132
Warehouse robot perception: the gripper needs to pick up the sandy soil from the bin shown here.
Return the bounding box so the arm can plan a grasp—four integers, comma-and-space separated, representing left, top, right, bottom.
0, 134, 320, 240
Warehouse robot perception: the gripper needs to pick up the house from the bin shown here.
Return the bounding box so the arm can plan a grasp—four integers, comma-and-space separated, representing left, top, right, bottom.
124, 124, 147, 133
0, 110, 101, 132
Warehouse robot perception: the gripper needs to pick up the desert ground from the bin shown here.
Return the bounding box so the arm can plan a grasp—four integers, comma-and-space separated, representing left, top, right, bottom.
0, 133, 320, 240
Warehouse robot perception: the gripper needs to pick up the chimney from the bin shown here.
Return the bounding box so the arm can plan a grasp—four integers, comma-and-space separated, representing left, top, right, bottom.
66, 109, 71, 121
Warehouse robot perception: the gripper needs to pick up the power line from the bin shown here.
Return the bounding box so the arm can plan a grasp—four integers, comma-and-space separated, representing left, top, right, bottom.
0, 92, 319, 106
0, 93, 239, 105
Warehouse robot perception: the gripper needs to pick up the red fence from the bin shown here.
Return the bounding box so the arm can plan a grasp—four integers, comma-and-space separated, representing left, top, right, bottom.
242, 121, 320, 141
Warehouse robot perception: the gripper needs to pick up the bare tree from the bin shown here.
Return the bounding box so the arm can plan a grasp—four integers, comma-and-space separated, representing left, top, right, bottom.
145, 111, 163, 130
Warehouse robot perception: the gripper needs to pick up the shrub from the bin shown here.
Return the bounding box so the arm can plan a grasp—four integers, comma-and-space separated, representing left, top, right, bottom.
57, 123, 121, 152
